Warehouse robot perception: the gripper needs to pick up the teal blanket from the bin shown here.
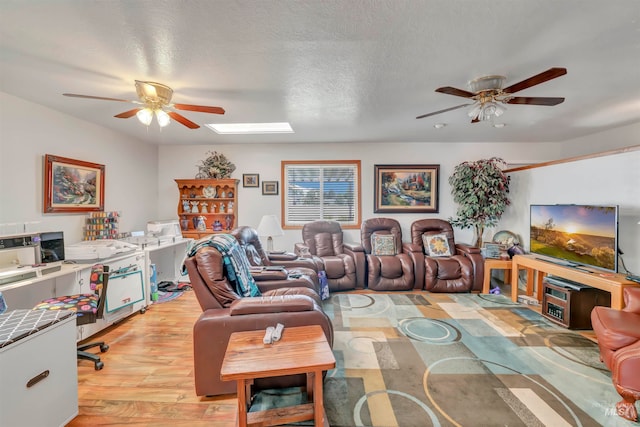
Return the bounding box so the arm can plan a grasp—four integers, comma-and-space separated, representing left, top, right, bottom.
187, 234, 261, 298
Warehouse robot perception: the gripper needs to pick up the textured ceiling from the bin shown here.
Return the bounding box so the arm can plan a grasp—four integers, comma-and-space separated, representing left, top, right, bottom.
1, 0, 639, 145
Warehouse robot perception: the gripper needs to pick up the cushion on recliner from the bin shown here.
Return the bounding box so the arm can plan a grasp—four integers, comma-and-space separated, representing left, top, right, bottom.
314, 232, 335, 257
423, 232, 452, 257
431, 257, 462, 280
372, 233, 396, 256
323, 256, 347, 279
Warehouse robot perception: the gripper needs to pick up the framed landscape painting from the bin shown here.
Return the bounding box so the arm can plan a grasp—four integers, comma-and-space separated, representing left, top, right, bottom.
374, 164, 439, 213
43, 154, 105, 213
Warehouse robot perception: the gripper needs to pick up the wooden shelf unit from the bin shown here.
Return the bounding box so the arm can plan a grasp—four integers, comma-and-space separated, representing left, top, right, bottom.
175, 179, 238, 239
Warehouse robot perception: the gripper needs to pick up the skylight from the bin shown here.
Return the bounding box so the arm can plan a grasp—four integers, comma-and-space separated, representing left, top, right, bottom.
205, 122, 294, 134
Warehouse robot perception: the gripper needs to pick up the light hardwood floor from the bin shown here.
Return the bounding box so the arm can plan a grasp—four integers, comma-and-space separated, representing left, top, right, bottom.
69, 290, 239, 426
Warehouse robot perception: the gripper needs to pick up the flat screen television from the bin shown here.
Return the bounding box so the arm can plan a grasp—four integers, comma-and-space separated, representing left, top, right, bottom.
529, 204, 618, 273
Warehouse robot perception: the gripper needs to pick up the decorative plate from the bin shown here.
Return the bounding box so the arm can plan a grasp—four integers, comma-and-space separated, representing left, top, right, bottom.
203, 185, 216, 198
492, 230, 519, 247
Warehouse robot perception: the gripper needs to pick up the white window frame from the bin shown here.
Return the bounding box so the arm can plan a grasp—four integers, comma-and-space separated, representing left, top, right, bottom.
281, 160, 361, 229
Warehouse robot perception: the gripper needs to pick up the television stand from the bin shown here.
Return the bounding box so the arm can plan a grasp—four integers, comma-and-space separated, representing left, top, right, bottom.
511, 254, 639, 310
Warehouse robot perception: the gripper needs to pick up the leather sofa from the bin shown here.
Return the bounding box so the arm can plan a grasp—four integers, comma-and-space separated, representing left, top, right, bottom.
591, 287, 640, 421
360, 217, 415, 291
232, 225, 319, 289
295, 220, 366, 291
185, 244, 333, 397
404, 219, 484, 292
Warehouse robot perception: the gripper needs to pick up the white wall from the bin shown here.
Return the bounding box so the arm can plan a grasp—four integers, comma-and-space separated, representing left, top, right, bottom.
158, 141, 570, 250
0, 92, 158, 243
499, 147, 640, 274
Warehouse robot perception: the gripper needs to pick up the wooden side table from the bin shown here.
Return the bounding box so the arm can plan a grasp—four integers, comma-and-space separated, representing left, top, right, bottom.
482, 258, 513, 294
220, 325, 335, 427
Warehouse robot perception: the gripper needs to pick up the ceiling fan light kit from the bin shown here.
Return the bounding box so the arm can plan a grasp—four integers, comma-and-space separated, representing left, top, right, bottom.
63, 80, 225, 130
417, 67, 567, 123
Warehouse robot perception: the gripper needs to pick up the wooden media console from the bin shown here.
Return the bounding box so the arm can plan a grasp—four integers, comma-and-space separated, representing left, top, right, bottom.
510, 254, 639, 310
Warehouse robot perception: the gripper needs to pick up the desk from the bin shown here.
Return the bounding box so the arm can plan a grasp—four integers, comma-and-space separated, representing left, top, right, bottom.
482, 259, 512, 294
510, 254, 639, 309
220, 325, 335, 427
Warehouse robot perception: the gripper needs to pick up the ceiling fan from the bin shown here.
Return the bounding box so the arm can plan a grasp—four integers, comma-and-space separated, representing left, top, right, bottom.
416, 67, 567, 123
63, 80, 225, 129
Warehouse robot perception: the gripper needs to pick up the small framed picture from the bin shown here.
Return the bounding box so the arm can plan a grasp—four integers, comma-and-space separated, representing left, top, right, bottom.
262, 181, 278, 195
482, 242, 502, 259
243, 173, 259, 188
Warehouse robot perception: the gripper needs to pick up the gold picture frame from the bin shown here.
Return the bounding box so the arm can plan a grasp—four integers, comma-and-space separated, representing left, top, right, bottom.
374, 164, 439, 213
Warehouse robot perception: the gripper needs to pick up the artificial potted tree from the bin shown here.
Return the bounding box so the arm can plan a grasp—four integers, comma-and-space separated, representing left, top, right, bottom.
448, 157, 511, 248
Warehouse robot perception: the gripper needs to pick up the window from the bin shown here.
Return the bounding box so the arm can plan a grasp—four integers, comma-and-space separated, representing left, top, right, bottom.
282, 160, 361, 229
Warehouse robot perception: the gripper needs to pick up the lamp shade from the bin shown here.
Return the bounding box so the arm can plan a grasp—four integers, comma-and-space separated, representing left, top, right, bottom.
257, 214, 284, 251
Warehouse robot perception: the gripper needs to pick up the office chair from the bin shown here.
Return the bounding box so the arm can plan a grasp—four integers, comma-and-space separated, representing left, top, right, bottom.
33, 264, 110, 370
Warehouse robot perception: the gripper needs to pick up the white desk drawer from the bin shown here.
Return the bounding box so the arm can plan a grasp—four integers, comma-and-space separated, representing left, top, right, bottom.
0, 314, 77, 427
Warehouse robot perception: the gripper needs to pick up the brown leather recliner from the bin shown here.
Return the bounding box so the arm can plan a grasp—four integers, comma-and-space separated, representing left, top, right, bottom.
295, 220, 366, 291
591, 287, 640, 421
185, 245, 333, 397
232, 225, 319, 290
405, 219, 484, 292
361, 218, 415, 291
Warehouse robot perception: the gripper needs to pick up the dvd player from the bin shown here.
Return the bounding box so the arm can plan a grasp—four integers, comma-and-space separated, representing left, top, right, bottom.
544, 275, 590, 291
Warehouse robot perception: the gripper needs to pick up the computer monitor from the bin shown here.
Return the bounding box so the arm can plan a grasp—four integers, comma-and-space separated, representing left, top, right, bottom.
40, 231, 65, 263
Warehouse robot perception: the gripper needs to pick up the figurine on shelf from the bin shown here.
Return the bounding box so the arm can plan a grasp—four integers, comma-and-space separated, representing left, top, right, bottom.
200, 202, 208, 213
219, 202, 226, 213
220, 190, 226, 198
196, 216, 207, 231
190, 200, 200, 213
227, 190, 234, 198
180, 215, 189, 231
213, 220, 223, 231
182, 200, 190, 212
225, 215, 233, 230
227, 202, 234, 214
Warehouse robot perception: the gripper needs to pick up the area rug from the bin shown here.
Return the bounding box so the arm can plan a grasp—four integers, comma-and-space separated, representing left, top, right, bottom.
154, 284, 191, 304
252, 292, 632, 427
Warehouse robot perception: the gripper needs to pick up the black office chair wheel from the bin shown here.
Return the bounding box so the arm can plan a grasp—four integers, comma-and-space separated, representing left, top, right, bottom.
95, 361, 104, 371
100, 343, 109, 352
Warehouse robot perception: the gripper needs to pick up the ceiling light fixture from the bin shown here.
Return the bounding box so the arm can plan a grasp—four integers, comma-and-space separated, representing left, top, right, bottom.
136, 108, 154, 126
155, 109, 171, 127
493, 123, 506, 128
205, 122, 294, 134
433, 123, 446, 129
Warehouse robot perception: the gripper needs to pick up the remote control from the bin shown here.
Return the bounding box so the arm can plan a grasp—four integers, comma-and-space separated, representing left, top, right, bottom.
272, 323, 285, 342
263, 326, 275, 344
626, 274, 640, 284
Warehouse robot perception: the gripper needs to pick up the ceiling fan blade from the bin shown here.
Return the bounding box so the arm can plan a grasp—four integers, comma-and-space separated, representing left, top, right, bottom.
471, 117, 480, 123
168, 112, 200, 129
63, 93, 133, 103
416, 103, 472, 119
502, 67, 567, 94
114, 108, 141, 118
435, 86, 476, 98
505, 97, 565, 106
173, 104, 225, 114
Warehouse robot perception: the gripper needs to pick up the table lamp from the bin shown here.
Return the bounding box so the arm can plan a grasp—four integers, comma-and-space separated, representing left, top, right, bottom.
257, 214, 284, 252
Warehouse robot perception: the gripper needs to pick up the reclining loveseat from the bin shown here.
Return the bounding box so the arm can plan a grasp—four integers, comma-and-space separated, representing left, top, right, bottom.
184, 234, 334, 396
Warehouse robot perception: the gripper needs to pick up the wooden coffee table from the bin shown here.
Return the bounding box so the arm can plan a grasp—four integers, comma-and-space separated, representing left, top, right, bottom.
220, 325, 335, 427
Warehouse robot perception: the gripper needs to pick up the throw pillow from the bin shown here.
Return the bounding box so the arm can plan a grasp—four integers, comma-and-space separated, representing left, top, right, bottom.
422, 233, 452, 257
371, 233, 396, 256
